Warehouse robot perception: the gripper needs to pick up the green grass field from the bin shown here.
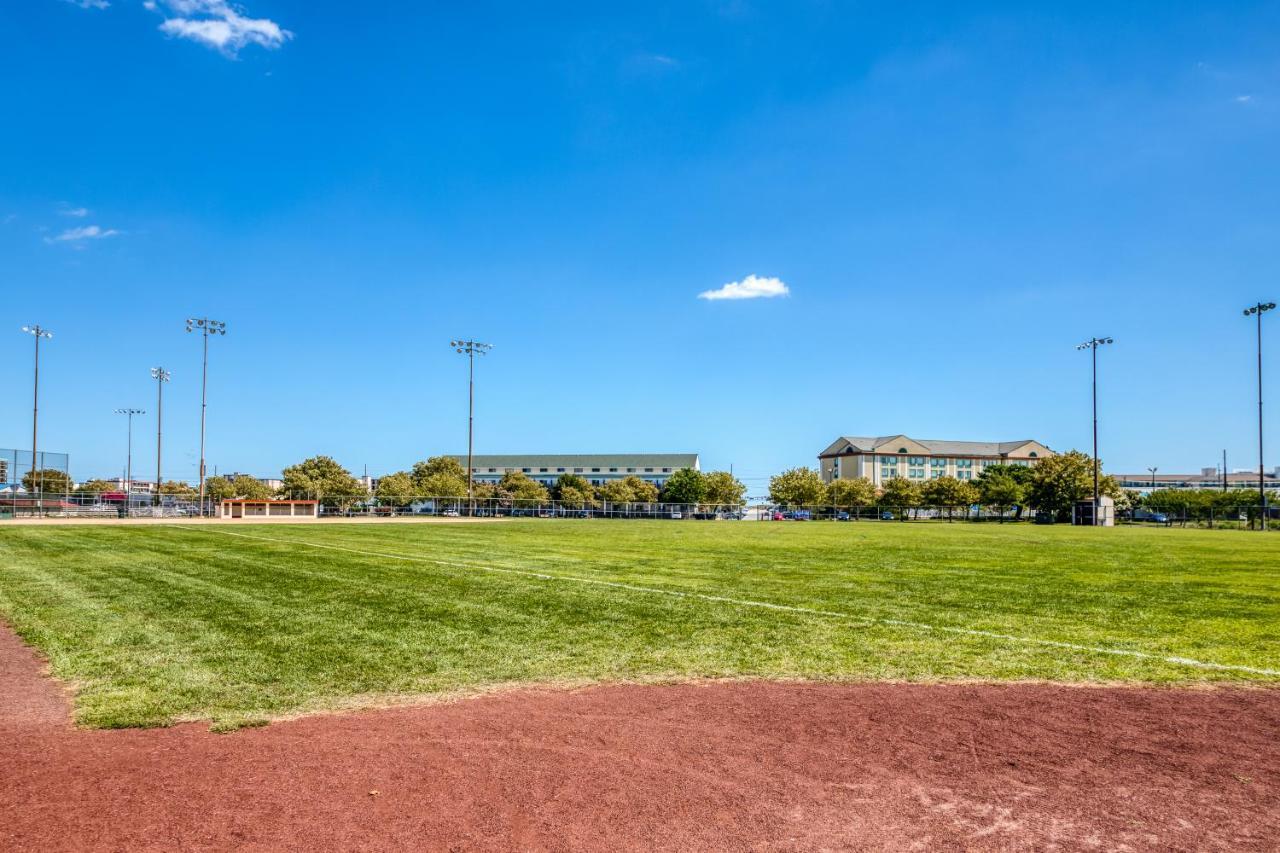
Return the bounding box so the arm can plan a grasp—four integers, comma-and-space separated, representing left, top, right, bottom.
0, 520, 1277, 729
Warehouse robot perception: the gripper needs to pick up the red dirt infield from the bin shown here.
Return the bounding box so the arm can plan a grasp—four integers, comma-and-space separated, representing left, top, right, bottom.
2, 624, 1277, 851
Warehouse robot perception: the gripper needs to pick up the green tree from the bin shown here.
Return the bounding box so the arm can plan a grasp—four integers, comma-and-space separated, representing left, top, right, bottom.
661, 468, 707, 505
159, 480, 198, 499
281, 456, 364, 501
979, 473, 1025, 519
768, 467, 826, 507
976, 463, 1035, 487
203, 475, 236, 502
22, 469, 71, 493
1026, 450, 1103, 521
75, 478, 117, 496
827, 477, 875, 508
878, 477, 922, 509
375, 471, 416, 507
554, 473, 596, 509
410, 456, 468, 497
921, 476, 979, 519
702, 471, 746, 507
497, 470, 550, 503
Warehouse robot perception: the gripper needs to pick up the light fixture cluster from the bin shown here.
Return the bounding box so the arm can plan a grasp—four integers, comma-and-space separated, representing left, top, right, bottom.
186, 318, 227, 335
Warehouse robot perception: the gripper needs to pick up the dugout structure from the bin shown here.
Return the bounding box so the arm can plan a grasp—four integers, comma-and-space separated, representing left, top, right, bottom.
220, 499, 319, 520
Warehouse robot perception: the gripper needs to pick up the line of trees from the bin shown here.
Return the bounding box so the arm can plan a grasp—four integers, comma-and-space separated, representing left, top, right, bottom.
768, 450, 1132, 521
256, 455, 748, 509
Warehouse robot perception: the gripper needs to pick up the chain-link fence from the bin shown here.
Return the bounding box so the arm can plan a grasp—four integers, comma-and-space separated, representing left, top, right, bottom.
1118, 505, 1277, 530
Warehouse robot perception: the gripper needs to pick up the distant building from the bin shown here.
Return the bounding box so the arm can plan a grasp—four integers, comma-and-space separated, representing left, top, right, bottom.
451, 454, 700, 489
1114, 468, 1280, 493
818, 435, 1053, 486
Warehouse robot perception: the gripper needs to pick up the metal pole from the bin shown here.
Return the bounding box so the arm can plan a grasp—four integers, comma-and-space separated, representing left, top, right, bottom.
199, 328, 208, 511
156, 375, 163, 504
1259, 307, 1267, 529
32, 331, 40, 496
1092, 342, 1099, 525
1223, 449, 1228, 492
467, 345, 474, 504
127, 413, 133, 496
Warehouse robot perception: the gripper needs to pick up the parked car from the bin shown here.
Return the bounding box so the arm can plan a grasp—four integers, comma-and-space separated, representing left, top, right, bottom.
771, 511, 785, 521
880, 510, 894, 520
670, 511, 683, 519
836, 511, 851, 522
792, 510, 812, 521
442, 509, 460, 517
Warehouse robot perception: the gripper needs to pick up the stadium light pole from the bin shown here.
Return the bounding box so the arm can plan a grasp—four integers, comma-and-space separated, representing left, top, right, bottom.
450, 339, 493, 507
1076, 337, 1114, 526
151, 368, 171, 507
1147, 466, 1158, 492
1244, 301, 1275, 529
21, 325, 53, 505
186, 317, 226, 515
115, 408, 145, 498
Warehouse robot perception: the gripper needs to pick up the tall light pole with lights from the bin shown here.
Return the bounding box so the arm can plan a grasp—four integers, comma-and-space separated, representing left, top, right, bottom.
1076, 337, 1113, 526
450, 339, 493, 505
1147, 466, 1158, 493
21, 325, 53, 499
115, 408, 145, 498
1244, 301, 1274, 528
186, 317, 226, 514
151, 368, 171, 506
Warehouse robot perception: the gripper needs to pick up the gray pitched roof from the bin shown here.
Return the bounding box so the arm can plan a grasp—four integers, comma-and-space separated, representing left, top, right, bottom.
449, 453, 699, 470
825, 436, 1049, 457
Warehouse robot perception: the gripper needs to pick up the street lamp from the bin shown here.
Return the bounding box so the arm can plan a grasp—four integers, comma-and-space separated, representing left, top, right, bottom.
150, 368, 171, 506
1243, 301, 1275, 528
186, 317, 226, 515
21, 325, 53, 504
450, 339, 493, 507
1147, 466, 1158, 492
115, 408, 145, 500
1076, 337, 1114, 526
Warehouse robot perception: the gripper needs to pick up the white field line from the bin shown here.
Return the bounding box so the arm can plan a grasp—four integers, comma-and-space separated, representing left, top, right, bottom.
174, 526, 1280, 678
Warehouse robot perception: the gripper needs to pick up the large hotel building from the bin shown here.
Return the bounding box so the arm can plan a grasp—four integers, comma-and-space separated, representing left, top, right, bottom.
818, 435, 1053, 486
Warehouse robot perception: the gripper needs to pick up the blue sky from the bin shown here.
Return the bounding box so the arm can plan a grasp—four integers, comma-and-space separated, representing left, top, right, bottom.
2, 1, 1278, 493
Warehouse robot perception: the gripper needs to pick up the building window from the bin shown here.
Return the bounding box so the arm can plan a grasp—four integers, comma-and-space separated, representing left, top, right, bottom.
574, 468, 584, 473
1029, 452, 1038, 458
557, 467, 565, 472
956, 459, 974, 469
626, 467, 635, 473
957, 471, 972, 480
644, 467, 653, 472
609, 467, 617, 472
522, 468, 531, 473
591, 468, 600, 473
663, 468, 671, 473
539, 468, 548, 473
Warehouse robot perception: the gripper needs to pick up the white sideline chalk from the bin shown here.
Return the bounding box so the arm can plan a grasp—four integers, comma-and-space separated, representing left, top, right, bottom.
174, 526, 1280, 678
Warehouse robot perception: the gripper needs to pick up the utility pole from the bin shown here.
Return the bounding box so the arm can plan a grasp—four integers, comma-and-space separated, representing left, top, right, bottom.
450, 339, 493, 510
151, 368, 171, 507
1243, 302, 1275, 529
1223, 449, 1228, 492
21, 325, 53, 510
186, 318, 227, 515
1147, 466, 1158, 492
115, 408, 145, 502
1076, 337, 1114, 525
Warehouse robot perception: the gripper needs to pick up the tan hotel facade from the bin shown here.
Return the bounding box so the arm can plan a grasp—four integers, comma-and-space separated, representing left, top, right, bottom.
818, 435, 1054, 486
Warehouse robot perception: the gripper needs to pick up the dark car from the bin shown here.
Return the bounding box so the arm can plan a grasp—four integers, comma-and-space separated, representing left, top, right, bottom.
836, 511, 851, 522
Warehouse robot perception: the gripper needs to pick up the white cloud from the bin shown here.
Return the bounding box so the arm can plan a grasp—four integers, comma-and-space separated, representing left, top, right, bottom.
149, 0, 291, 54
59, 205, 90, 217
63, 0, 110, 9
698, 274, 790, 301
45, 224, 121, 245
1235, 94, 1254, 104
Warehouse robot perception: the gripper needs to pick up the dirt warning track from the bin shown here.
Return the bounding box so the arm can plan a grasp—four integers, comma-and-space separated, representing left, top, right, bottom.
2, 625, 1277, 851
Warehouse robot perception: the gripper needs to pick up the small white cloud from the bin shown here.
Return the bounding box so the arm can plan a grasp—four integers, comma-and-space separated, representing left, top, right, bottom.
44, 224, 121, 245
63, 0, 110, 9
150, 0, 292, 55
59, 205, 90, 217
698, 274, 790, 301
1235, 94, 1254, 104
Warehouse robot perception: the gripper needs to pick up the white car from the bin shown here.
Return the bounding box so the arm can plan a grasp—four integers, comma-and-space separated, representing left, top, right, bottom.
442, 509, 461, 517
